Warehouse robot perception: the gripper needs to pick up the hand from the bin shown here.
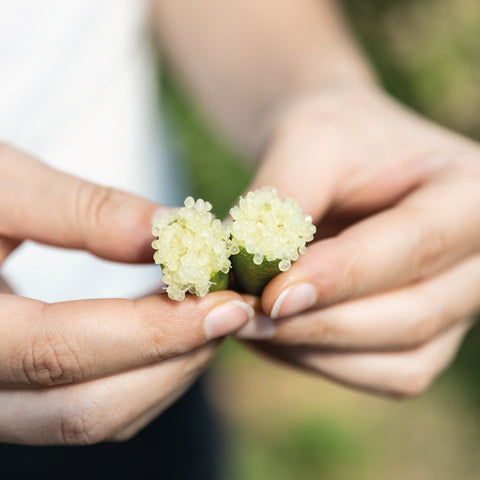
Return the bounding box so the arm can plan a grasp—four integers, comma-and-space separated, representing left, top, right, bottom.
235, 84, 480, 398
0, 144, 251, 444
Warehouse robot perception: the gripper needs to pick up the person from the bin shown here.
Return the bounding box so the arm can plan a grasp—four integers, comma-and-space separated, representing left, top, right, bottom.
1, 0, 479, 476
1, 1, 250, 477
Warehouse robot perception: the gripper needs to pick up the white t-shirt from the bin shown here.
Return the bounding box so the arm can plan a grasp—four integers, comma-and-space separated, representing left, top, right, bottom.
0, 0, 183, 301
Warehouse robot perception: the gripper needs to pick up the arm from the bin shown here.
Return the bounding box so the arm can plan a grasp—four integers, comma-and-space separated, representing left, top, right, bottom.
150, 0, 375, 154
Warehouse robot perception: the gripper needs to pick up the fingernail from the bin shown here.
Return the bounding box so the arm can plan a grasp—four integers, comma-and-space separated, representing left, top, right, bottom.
235, 313, 275, 339
271, 283, 316, 319
204, 300, 254, 340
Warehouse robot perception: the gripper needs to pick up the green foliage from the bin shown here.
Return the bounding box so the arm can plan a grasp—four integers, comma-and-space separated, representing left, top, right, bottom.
225, 415, 364, 480
450, 317, 480, 402
342, 0, 480, 140
341, 0, 423, 107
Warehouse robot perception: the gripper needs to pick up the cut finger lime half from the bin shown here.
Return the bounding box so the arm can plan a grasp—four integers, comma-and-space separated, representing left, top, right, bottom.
228, 186, 316, 295
152, 197, 233, 301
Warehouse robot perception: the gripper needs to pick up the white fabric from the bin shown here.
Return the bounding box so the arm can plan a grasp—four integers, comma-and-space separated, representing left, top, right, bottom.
0, 0, 182, 301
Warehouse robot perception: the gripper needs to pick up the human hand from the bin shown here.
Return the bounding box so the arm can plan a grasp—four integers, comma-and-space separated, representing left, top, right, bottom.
235, 84, 480, 397
0, 145, 251, 444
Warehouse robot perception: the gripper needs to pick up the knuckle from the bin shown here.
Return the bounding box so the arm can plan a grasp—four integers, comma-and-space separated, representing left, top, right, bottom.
73, 182, 115, 237
134, 299, 172, 363
141, 334, 168, 363
20, 336, 79, 387
135, 297, 205, 363
19, 306, 84, 387
58, 403, 110, 446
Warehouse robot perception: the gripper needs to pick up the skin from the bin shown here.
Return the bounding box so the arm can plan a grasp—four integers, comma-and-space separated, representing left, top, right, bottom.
153, 0, 480, 398
240, 84, 480, 397
3, 0, 477, 446
0, 145, 251, 444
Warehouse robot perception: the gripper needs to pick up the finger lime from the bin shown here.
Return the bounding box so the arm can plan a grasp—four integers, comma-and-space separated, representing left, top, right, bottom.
152, 197, 234, 301
228, 186, 316, 295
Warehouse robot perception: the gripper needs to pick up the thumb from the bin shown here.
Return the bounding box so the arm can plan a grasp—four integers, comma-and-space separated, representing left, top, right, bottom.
0, 144, 164, 263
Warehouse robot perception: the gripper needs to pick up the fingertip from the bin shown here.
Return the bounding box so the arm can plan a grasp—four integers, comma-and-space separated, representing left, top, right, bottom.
262, 238, 348, 317
260, 269, 297, 318
112, 201, 173, 263
261, 264, 317, 319
82, 194, 167, 263
203, 295, 254, 341
136, 290, 253, 352
270, 288, 290, 319
271, 283, 317, 319
235, 313, 275, 340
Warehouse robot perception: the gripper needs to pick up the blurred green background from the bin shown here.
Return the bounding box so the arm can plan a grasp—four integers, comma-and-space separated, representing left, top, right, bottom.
161, 0, 480, 478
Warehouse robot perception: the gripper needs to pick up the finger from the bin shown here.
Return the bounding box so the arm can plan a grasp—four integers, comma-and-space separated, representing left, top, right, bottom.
0, 291, 252, 388
108, 371, 203, 443
264, 176, 480, 317
249, 93, 437, 223
108, 399, 168, 442
238, 255, 480, 350
255, 320, 471, 398
248, 117, 345, 221
106, 344, 216, 442
0, 144, 165, 263
0, 345, 215, 445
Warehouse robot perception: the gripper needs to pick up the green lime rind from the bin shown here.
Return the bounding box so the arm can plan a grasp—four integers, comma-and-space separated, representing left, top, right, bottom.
209, 270, 230, 292
231, 246, 281, 295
